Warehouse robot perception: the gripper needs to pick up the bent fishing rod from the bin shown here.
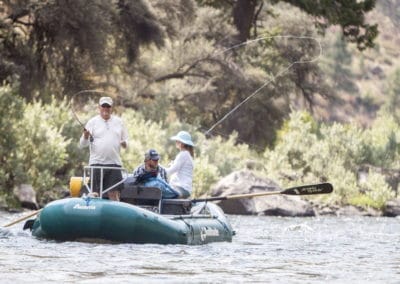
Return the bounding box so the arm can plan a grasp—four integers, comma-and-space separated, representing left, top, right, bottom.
70, 89, 110, 142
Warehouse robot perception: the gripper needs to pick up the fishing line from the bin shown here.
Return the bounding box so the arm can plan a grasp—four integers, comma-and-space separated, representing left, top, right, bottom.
205, 35, 323, 136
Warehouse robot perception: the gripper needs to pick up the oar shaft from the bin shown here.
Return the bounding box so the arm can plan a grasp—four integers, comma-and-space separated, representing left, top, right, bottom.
192, 191, 280, 202
192, 183, 333, 203
3, 210, 40, 228
226, 191, 281, 200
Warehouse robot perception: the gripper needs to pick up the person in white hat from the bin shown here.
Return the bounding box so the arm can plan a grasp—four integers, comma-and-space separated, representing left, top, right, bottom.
166, 131, 195, 198
79, 96, 129, 201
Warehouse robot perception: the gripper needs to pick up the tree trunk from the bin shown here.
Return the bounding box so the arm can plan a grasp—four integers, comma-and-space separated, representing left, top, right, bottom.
232, 0, 258, 42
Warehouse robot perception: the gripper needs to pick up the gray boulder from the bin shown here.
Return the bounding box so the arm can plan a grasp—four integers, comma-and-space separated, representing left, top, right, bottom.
13, 184, 39, 210
383, 199, 400, 217
210, 170, 315, 216
336, 205, 381, 217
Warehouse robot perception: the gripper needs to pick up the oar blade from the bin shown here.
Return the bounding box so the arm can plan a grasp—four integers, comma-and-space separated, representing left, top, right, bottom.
281, 182, 333, 195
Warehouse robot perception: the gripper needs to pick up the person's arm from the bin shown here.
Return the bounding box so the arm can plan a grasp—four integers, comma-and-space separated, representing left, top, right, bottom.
79, 123, 92, 148
120, 120, 128, 149
166, 152, 184, 175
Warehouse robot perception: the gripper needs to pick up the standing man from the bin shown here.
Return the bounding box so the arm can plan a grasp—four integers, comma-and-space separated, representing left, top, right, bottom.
79, 96, 128, 201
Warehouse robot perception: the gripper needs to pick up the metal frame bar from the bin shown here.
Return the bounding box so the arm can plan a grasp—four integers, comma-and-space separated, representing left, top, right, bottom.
83, 165, 127, 197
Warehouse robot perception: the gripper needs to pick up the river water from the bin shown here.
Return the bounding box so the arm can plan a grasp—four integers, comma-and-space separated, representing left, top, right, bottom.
1, 211, 399, 283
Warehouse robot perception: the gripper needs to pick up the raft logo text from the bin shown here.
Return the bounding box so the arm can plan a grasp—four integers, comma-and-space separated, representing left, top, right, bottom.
200, 227, 220, 241
73, 204, 96, 210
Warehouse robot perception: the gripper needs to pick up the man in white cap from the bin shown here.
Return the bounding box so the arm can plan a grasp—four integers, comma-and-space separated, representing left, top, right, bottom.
79, 96, 128, 201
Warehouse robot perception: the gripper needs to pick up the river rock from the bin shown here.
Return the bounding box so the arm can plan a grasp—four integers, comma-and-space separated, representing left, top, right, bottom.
13, 184, 39, 210
210, 170, 315, 216
336, 205, 381, 217
383, 199, 400, 217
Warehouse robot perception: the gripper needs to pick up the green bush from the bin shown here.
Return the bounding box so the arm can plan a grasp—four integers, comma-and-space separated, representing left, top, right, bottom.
362, 109, 400, 168
14, 101, 69, 198
262, 110, 399, 209
0, 85, 25, 195
0, 87, 85, 204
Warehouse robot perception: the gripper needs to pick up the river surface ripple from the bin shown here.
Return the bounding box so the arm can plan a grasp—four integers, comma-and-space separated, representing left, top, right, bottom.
1, 212, 399, 283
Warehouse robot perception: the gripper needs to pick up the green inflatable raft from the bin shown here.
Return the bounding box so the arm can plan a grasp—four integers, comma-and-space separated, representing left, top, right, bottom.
29, 189, 235, 245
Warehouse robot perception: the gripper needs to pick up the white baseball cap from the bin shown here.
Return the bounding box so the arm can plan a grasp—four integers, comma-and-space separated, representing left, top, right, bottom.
99, 96, 113, 106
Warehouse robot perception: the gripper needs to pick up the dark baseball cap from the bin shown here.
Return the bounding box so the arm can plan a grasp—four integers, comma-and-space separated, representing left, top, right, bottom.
144, 149, 160, 161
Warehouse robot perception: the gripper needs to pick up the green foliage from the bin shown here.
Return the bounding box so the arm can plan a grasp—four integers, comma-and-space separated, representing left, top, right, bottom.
1, 84, 398, 210
0, 85, 24, 193
349, 171, 395, 209
263, 110, 398, 209
1, 0, 166, 99
282, 0, 378, 50
14, 101, 69, 199
192, 155, 220, 197
41, 98, 88, 176
0, 87, 85, 204
362, 109, 400, 168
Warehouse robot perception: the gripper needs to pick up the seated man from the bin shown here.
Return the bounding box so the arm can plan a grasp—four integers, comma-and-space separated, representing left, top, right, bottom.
132, 149, 178, 199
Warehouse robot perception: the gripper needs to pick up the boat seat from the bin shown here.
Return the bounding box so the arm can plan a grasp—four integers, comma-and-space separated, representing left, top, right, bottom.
120, 185, 162, 212
161, 199, 192, 215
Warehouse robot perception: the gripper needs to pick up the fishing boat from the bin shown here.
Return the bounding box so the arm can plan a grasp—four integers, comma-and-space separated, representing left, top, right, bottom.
26, 166, 235, 245
21, 166, 332, 245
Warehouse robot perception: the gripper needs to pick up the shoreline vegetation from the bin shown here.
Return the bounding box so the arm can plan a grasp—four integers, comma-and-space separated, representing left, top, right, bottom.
1, 2, 399, 215
0, 91, 399, 216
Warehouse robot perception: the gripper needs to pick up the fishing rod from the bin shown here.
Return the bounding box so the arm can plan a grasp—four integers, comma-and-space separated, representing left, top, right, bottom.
70, 89, 109, 142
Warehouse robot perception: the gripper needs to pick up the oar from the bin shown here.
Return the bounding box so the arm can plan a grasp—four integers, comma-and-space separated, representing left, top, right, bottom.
2, 209, 41, 228
192, 182, 333, 202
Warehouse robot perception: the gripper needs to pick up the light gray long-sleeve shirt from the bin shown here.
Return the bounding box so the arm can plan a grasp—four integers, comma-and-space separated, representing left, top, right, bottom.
79, 115, 128, 165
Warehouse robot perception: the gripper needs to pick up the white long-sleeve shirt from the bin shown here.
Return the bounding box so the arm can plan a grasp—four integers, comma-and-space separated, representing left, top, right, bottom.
79, 115, 128, 165
166, 150, 194, 193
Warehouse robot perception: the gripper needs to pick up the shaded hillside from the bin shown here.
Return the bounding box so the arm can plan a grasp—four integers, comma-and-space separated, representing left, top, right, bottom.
310, 0, 400, 126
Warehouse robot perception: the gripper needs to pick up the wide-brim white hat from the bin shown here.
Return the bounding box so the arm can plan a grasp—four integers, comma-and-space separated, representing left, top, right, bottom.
170, 131, 195, 147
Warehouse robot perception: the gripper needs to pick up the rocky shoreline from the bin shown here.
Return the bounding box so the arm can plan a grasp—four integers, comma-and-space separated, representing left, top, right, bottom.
209, 170, 400, 218
4, 170, 400, 218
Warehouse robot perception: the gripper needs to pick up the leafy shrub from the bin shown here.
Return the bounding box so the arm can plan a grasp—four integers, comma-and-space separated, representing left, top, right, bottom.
262, 110, 398, 209
192, 155, 220, 197
349, 171, 395, 209
0, 85, 24, 194
14, 101, 69, 199
362, 109, 400, 168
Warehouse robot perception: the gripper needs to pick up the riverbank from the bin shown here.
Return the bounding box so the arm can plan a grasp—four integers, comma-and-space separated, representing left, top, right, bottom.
3, 170, 400, 218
